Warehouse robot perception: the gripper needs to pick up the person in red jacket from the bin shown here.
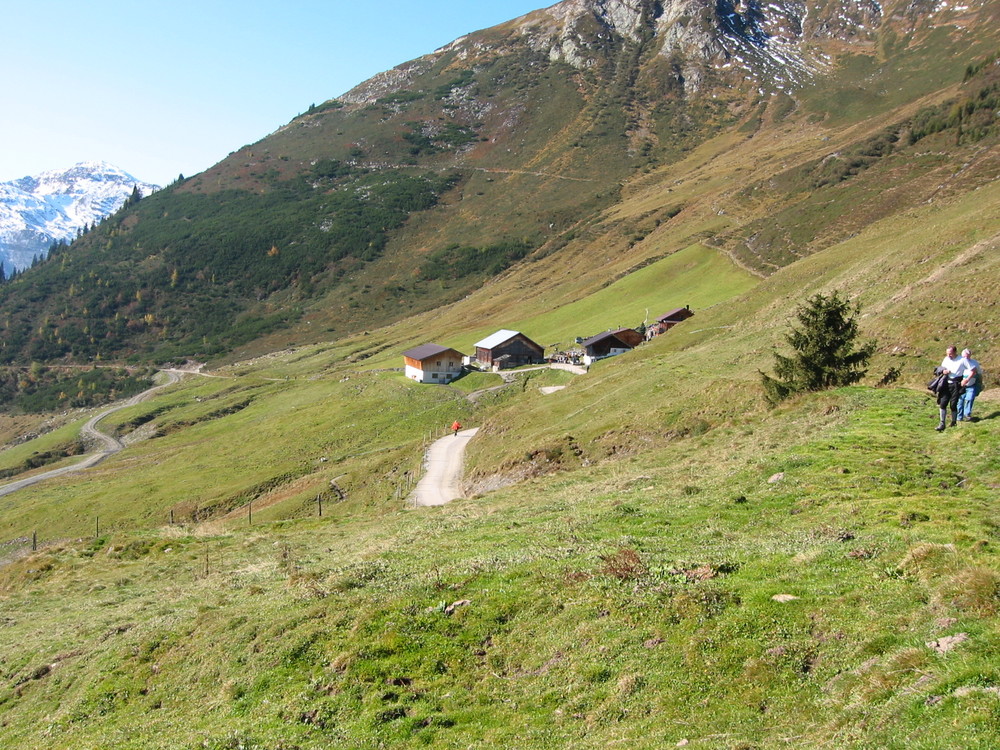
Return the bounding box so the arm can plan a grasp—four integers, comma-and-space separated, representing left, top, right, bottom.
451, 420, 462, 436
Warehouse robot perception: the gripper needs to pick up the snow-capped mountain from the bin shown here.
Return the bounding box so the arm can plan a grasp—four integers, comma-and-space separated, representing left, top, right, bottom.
0, 161, 158, 272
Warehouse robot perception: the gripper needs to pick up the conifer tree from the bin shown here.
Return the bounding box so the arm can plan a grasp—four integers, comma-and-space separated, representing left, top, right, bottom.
124, 184, 142, 209
760, 291, 876, 404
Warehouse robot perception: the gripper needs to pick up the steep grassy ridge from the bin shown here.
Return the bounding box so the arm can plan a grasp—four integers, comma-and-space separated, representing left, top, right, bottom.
459, 168, 1000, 483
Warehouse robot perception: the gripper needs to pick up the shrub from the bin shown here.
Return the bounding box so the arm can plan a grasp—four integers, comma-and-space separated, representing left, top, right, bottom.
760, 291, 876, 404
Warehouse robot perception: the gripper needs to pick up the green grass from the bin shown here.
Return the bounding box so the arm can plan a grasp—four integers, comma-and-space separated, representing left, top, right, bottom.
510, 243, 758, 349
443, 371, 503, 394
1, 387, 998, 748
0, 417, 88, 477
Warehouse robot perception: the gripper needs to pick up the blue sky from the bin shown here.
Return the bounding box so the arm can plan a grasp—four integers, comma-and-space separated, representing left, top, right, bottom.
3, 1, 548, 186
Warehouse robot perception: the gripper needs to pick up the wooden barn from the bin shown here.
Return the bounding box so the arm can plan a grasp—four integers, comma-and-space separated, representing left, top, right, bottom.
580, 328, 644, 365
474, 329, 545, 370
646, 305, 695, 339
402, 343, 465, 384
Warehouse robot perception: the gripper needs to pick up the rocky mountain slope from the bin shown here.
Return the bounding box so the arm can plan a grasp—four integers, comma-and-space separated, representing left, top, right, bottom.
0, 162, 157, 272
0, 0, 995, 369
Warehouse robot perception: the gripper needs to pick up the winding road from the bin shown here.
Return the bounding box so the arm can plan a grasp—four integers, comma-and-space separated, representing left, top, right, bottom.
411, 427, 480, 506
0, 370, 183, 498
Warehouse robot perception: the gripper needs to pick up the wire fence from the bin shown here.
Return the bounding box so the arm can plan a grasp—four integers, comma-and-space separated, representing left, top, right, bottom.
0, 420, 463, 567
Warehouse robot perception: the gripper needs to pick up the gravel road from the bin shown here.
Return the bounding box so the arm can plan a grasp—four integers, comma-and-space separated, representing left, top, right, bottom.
0, 370, 182, 498
410, 427, 480, 506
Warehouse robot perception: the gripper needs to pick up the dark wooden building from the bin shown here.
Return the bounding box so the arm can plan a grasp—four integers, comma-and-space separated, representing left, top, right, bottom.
474, 329, 545, 370
647, 305, 695, 339
580, 328, 643, 365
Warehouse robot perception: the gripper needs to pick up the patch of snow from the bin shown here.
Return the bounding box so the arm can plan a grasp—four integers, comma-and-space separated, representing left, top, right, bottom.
0, 161, 158, 271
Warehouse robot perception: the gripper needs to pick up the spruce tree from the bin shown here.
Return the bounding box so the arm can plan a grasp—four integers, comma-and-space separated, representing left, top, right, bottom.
760, 291, 876, 404
124, 184, 142, 208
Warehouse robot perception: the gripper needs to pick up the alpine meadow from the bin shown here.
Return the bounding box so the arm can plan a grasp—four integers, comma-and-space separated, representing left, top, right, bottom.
1, 0, 1000, 748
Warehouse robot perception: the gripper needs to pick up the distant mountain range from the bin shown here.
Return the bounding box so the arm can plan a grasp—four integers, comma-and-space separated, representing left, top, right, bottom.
0, 162, 158, 272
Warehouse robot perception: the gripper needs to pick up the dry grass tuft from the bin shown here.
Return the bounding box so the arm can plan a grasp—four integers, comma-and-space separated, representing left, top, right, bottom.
599, 548, 645, 580
935, 566, 1000, 615
897, 543, 959, 581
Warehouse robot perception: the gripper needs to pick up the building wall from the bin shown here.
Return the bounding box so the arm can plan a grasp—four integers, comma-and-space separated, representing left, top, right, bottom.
583, 345, 630, 366
486, 336, 544, 369
404, 357, 462, 384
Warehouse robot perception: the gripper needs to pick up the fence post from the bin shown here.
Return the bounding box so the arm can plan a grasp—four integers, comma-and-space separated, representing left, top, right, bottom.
317, 493, 323, 517
32, 531, 37, 551
248, 500, 253, 525
96, 516, 100, 539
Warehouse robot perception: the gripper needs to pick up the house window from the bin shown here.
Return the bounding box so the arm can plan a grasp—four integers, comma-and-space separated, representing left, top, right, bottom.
432, 373, 438, 378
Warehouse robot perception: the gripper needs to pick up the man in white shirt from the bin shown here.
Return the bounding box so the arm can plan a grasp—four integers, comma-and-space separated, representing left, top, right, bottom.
958, 348, 981, 422
936, 345, 967, 430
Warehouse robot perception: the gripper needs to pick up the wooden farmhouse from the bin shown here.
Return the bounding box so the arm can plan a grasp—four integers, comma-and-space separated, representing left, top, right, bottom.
474, 329, 545, 370
580, 327, 644, 365
646, 305, 695, 339
402, 343, 465, 384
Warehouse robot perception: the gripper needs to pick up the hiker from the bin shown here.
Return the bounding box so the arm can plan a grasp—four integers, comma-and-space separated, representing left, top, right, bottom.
957, 348, 982, 422
451, 420, 462, 436
935, 345, 967, 431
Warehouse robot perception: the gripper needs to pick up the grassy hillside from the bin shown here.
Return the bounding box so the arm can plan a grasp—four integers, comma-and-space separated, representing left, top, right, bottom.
1, 6, 1000, 748
2, 384, 998, 748
0, 147, 998, 747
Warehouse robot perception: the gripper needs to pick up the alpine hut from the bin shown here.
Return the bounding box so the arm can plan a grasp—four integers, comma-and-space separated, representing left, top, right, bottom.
580, 328, 644, 365
402, 343, 465, 384
474, 329, 545, 370
646, 305, 695, 339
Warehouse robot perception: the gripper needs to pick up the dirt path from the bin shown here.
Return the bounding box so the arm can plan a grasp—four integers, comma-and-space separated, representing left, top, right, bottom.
410, 428, 480, 507
464, 364, 583, 404
539, 386, 567, 394
0, 371, 182, 498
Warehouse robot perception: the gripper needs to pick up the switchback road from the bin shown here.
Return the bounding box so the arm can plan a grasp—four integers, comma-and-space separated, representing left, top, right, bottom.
0, 370, 182, 498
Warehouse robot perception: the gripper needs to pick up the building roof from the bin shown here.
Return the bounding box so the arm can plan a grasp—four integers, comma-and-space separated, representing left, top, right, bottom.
657, 307, 694, 322
402, 343, 462, 361
580, 328, 638, 349
474, 329, 522, 350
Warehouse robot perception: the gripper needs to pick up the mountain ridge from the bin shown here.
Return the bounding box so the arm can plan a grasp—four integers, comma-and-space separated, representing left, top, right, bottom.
0, 0, 995, 368
0, 161, 158, 272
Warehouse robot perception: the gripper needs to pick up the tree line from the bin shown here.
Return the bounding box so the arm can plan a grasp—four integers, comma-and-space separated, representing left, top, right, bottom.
0, 165, 457, 365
